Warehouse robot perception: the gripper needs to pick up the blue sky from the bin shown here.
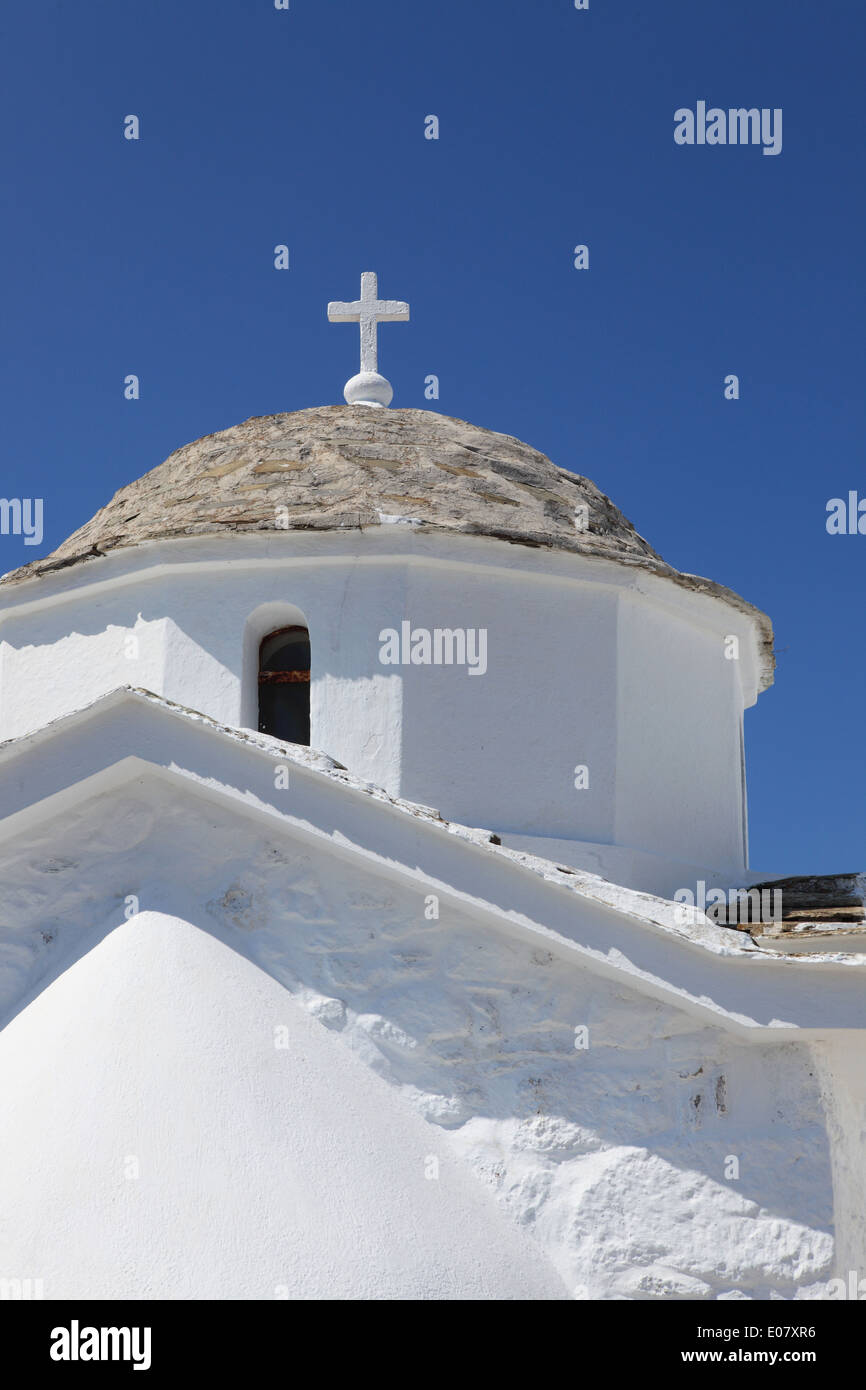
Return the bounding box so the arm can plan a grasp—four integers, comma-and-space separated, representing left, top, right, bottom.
1, 0, 863, 875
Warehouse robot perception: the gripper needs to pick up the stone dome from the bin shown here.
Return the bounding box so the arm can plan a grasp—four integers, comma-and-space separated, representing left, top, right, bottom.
7, 405, 658, 571
1, 404, 773, 685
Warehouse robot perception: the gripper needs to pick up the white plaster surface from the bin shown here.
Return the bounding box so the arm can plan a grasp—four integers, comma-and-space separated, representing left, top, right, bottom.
0, 690, 863, 1299
0, 529, 765, 892
4, 388, 861, 1306
0, 913, 566, 1300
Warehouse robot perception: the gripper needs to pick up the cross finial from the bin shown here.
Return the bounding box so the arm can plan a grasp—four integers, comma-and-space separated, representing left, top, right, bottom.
327, 271, 410, 407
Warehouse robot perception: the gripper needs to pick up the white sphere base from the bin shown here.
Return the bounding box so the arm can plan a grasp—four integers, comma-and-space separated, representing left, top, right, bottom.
344, 372, 393, 408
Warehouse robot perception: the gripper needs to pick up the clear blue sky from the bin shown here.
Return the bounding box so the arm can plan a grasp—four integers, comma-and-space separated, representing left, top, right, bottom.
1, 0, 863, 876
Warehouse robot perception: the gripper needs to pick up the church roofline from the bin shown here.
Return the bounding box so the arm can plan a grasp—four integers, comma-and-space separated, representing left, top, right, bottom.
0, 405, 775, 692
0, 524, 775, 698
1, 686, 863, 1036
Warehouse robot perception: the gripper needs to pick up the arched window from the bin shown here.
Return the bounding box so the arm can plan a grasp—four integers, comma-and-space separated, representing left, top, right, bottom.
258, 626, 311, 745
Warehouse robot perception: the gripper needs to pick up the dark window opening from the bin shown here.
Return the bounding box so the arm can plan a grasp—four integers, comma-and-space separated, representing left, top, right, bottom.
258, 626, 311, 745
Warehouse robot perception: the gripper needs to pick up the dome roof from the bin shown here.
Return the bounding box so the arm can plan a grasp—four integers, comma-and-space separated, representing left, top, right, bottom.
0, 405, 773, 686
11, 405, 661, 571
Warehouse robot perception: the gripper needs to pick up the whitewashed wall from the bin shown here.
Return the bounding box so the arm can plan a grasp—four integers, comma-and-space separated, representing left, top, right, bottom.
0, 531, 764, 886
0, 765, 842, 1300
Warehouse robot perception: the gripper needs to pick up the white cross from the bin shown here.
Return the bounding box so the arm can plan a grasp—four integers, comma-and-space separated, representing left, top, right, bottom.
328, 272, 410, 377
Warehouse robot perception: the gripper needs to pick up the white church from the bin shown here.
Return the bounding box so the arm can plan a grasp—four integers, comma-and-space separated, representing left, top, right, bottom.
0, 275, 864, 1300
